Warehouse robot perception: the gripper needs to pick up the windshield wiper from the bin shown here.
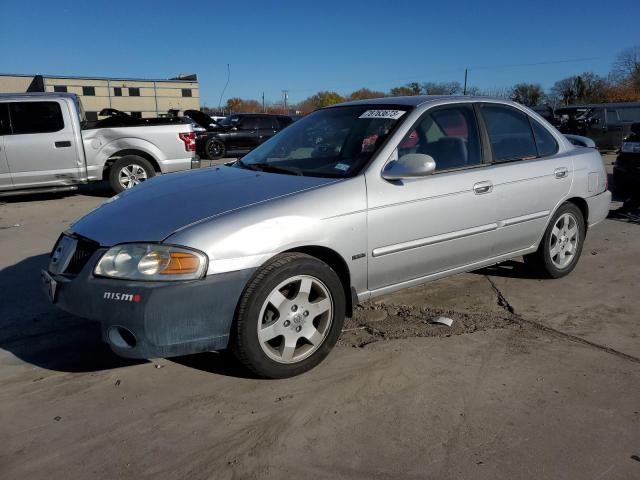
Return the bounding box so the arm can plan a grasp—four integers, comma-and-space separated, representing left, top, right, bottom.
245, 163, 303, 176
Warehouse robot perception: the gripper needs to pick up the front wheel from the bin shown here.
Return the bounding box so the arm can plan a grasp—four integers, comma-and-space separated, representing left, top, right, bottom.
524, 202, 585, 278
230, 253, 346, 379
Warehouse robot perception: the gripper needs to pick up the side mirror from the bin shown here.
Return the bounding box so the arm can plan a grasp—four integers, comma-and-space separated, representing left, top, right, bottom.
382, 153, 436, 181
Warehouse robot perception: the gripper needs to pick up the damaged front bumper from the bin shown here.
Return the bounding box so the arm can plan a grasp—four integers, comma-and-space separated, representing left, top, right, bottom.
42, 247, 254, 359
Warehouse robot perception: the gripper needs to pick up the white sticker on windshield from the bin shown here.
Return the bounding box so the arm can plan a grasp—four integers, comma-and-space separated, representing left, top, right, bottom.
359, 109, 405, 120
334, 163, 350, 171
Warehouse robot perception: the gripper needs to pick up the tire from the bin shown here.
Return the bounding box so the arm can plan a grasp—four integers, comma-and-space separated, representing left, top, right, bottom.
205, 138, 226, 160
524, 202, 585, 279
108, 156, 155, 193
230, 253, 346, 379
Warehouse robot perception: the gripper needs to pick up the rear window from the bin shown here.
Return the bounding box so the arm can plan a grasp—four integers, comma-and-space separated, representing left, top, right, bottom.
9, 101, 65, 134
530, 119, 558, 157
482, 105, 537, 161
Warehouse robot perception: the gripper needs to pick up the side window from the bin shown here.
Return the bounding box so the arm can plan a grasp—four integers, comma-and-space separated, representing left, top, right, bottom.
589, 109, 603, 125
619, 107, 640, 122
82, 86, 95, 96
530, 119, 558, 157
606, 109, 619, 125
128, 87, 140, 97
9, 102, 64, 134
113, 87, 122, 97
397, 105, 482, 171
239, 116, 257, 130
53, 86, 67, 93
255, 116, 273, 129
482, 105, 537, 162
0, 104, 10, 135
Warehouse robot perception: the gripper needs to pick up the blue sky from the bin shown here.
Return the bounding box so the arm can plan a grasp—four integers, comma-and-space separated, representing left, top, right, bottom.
1, 0, 638, 105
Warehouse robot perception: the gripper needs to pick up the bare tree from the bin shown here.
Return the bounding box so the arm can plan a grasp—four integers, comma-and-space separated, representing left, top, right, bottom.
510, 83, 544, 106
612, 46, 640, 82
422, 81, 462, 95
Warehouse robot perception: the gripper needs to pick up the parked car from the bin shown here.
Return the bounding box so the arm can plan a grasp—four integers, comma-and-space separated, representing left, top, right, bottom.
557, 102, 640, 150
613, 122, 640, 198
185, 111, 293, 159
42, 96, 611, 378
0, 93, 198, 195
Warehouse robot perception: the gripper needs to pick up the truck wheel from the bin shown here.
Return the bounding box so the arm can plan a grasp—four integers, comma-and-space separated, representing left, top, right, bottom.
524, 202, 585, 279
108, 156, 155, 193
230, 253, 346, 379
205, 139, 225, 160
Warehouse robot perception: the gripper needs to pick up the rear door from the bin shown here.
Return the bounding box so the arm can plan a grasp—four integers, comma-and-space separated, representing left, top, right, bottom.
479, 103, 572, 257
605, 108, 624, 149
0, 103, 12, 188
256, 116, 277, 144
3, 99, 82, 188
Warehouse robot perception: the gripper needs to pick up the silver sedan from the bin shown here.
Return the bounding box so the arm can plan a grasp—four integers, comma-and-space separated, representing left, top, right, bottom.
42, 96, 611, 378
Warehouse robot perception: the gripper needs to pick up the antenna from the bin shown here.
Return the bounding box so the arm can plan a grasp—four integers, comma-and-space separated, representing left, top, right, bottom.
218, 63, 230, 111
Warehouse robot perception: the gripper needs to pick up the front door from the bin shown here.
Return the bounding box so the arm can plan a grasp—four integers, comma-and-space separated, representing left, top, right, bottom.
233, 116, 260, 151
256, 116, 277, 145
366, 104, 496, 293
3, 99, 82, 188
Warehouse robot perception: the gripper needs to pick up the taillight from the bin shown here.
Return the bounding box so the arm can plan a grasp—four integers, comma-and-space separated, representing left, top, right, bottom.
179, 132, 196, 152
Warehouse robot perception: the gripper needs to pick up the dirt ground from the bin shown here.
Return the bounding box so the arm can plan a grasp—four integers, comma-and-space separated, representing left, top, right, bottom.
1, 155, 639, 479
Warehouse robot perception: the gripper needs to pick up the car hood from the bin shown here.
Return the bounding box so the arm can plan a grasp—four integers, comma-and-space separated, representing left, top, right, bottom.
71, 166, 338, 246
184, 109, 218, 130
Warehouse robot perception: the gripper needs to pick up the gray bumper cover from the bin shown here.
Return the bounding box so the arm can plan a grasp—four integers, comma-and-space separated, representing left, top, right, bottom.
47, 251, 255, 359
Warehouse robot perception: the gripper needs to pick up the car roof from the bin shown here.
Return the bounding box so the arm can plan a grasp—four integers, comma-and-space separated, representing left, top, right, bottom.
332, 95, 519, 109
0, 92, 78, 100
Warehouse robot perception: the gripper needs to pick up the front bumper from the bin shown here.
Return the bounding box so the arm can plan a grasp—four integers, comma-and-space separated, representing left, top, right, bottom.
43, 249, 255, 359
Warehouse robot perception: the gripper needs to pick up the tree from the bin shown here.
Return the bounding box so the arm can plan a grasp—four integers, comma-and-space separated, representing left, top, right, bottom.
422, 81, 462, 95
349, 88, 385, 100
390, 82, 422, 96
612, 46, 640, 83
550, 73, 608, 105
225, 98, 262, 113
296, 91, 345, 114
510, 83, 544, 106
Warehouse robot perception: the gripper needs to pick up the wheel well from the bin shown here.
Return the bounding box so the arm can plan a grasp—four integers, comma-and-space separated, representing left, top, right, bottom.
566, 197, 589, 231
285, 246, 355, 317
103, 150, 160, 180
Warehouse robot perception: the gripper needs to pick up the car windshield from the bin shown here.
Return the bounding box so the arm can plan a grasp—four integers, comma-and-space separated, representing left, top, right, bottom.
235, 105, 410, 177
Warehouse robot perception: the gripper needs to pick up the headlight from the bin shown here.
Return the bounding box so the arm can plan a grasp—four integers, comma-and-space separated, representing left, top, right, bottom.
94, 243, 208, 281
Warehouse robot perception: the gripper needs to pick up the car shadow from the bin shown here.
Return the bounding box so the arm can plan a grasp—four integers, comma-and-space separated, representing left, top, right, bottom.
0, 182, 114, 203
170, 351, 259, 379
0, 254, 145, 372
472, 259, 543, 279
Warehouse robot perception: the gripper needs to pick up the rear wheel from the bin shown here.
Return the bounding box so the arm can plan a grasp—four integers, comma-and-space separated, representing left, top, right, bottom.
524, 202, 585, 278
108, 156, 155, 193
230, 253, 345, 379
205, 139, 226, 160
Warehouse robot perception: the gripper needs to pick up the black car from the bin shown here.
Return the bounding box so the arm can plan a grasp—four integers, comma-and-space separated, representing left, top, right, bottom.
184, 111, 293, 159
613, 122, 640, 198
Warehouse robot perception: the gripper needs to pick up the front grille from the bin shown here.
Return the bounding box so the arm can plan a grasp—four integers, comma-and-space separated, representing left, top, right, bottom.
64, 236, 100, 275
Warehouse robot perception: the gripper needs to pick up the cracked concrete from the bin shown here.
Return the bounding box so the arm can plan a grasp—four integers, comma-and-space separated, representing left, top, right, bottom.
2, 155, 640, 479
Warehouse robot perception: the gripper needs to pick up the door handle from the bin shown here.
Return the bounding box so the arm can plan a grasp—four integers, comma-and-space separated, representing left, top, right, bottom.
55, 141, 72, 148
473, 181, 493, 194
554, 167, 568, 179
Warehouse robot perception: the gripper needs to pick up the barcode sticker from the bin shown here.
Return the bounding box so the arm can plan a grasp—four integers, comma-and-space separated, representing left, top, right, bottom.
359, 110, 406, 120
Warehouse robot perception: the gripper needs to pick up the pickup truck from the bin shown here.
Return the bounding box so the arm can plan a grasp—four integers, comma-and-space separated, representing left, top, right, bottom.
0, 93, 199, 195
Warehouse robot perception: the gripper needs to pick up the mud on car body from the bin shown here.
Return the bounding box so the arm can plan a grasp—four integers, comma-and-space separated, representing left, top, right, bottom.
43, 96, 611, 378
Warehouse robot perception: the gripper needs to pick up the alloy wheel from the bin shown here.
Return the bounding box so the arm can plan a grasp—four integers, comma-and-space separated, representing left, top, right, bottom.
257, 275, 333, 364
118, 164, 148, 189
549, 212, 579, 269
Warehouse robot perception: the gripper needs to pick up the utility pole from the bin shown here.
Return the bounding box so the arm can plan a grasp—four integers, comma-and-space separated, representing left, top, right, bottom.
282, 90, 288, 114
262, 92, 265, 113
463, 68, 468, 95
